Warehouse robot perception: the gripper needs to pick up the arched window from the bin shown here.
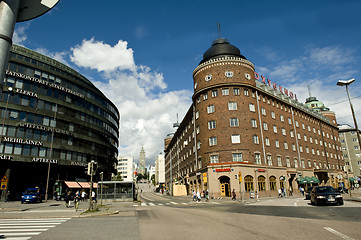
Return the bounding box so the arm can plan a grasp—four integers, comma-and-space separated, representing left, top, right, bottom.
244, 175, 254, 192
258, 175, 266, 191
269, 176, 277, 190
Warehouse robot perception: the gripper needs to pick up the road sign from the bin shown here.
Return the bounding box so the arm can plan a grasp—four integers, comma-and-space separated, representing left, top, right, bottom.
1, 175, 8, 182
17, 0, 60, 22
1, 182, 7, 190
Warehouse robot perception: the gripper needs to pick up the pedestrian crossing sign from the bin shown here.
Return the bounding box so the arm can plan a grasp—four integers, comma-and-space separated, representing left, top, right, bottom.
1, 175, 8, 182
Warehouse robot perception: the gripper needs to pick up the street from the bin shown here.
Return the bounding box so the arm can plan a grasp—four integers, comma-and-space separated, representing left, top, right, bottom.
0, 184, 360, 240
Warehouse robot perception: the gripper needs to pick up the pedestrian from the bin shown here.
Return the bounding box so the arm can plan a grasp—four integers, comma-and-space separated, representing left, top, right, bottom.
278, 188, 282, 198
81, 191, 86, 202
196, 189, 201, 202
91, 190, 96, 202
299, 187, 304, 196
74, 192, 80, 211
205, 190, 209, 202
232, 189, 236, 201
192, 190, 197, 201
64, 191, 71, 208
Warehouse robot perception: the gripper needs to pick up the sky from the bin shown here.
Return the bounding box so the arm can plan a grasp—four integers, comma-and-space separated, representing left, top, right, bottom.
12, 0, 361, 167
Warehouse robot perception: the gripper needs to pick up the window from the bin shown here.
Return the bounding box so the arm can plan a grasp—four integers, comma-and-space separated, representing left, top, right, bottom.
280, 115, 284, 122
273, 125, 277, 133
302, 123, 305, 129
258, 176, 266, 191
222, 88, 229, 95
249, 103, 255, 112
277, 156, 282, 166
251, 119, 257, 128
284, 142, 288, 149
267, 155, 272, 165
230, 118, 239, 127
304, 135, 307, 142
269, 176, 277, 190
275, 140, 280, 148
208, 120, 216, 129
290, 131, 294, 138
203, 93, 208, 100
294, 159, 298, 168
286, 157, 290, 167
244, 175, 254, 192
209, 137, 217, 146
231, 135, 241, 143
282, 128, 286, 136
228, 102, 237, 110
265, 138, 270, 146
255, 153, 261, 164
292, 144, 296, 151
271, 111, 275, 119
232, 153, 242, 162
225, 71, 234, 78
207, 105, 215, 114
288, 118, 292, 125
263, 122, 268, 130
261, 108, 266, 115
244, 89, 249, 96
210, 155, 219, 163
211, 90, 218, 97
233, 88, 240, 95
195, 111, 199, 119
253, 135, 259, 144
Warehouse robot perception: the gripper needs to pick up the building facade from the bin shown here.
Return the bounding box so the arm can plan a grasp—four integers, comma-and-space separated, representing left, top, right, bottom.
148, 164, 155, 182
338, 124, 361, 185
164, 38, 345, 198
117, 157, 135, 182
0, 45, 119, 198
155, 154, 165, 185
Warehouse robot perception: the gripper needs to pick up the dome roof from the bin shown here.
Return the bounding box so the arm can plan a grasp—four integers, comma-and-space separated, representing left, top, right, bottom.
200, 38, 246, 64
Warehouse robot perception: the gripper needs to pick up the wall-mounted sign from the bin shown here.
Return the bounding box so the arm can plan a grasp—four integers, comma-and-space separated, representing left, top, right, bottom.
257, 169, 266, 172
15, 88, 38, 98
17, 122, 73, 136
3, 137, 42, 146
6, 70, 85, 98
254, 72, 298, 101
32, 157, 58, 164
0, 155, 12, 160
215, 168, 232, 172
71, 161, 87, 167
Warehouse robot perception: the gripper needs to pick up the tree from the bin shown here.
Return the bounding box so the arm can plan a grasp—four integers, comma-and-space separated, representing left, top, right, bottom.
112, 174, 123, 181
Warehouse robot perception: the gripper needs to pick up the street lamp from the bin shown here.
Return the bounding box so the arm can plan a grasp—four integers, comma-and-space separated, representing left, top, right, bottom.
337, 78, 360, 196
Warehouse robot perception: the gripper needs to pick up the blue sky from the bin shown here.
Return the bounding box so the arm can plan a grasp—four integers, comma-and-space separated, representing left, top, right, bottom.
13, 0, 361, 166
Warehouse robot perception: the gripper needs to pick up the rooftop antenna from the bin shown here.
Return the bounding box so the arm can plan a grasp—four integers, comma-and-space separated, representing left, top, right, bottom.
173, 113, 180, 128
217, 22, 221, 39
307, 84, 312, 98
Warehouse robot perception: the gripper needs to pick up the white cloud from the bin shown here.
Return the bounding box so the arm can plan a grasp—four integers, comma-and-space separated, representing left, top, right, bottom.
71, 38, 192, 165
13, 24, 29, 45
70, 38, 136, 72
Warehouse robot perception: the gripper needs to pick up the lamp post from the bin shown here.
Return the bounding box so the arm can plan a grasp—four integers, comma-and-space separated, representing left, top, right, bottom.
0, 86, 13, 202
337, 78, 360, 197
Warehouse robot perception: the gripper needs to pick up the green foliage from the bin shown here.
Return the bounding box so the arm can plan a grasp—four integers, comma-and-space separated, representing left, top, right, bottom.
112, 174, 123, 181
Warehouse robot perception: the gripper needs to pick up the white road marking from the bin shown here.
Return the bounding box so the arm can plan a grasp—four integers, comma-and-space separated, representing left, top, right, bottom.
158, 203, 163, 206
149, 202, 155, 206
0, 229, 48, 232
170, 202, 178, 205
141, 203, 147, 206
324, 227, 355, 240
0, 232, 41, 236
132, 204, 139, 207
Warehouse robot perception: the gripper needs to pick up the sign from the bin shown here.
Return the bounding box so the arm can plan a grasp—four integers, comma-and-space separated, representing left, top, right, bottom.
239, 171, 242, 182
215, 168, 232, 172
202, 173, 207, 177
254, 72, 298, 101
3, 137, 42, 146
1, 175, 8, 182
203, 177, 207, 183
257, 169, 266, 172
32, 157, 58, 164
1, 182, 7, 190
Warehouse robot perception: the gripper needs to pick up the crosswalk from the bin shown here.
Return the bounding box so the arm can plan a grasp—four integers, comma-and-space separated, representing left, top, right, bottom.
0, 217, 70, 240
133, 201, 221, 207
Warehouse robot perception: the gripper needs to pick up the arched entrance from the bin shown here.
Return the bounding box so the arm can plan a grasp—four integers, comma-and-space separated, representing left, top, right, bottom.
219, 176, 231, 197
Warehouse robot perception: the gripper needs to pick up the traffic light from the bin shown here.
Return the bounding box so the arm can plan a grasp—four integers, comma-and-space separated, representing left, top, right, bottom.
87, 162, 92, 175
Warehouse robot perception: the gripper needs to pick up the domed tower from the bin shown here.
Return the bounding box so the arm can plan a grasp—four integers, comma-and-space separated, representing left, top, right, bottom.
193, 38, 256, 165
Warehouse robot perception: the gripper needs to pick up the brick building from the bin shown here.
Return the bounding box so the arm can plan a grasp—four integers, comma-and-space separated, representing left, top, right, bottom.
164, 38, 345, 199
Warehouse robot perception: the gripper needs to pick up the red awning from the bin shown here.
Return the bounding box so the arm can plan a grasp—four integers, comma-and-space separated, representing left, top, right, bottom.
77, 182, 98, 189
64, 181, 81, 188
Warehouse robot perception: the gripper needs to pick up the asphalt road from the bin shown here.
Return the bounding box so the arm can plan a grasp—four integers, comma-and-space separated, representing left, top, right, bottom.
1, 184, 360, 240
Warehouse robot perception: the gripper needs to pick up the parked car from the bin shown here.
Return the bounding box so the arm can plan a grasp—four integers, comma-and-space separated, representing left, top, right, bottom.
305, 187, 313, 200
337, 187, 349, 194
21, 188, 43, 204
310, 186, 343, 206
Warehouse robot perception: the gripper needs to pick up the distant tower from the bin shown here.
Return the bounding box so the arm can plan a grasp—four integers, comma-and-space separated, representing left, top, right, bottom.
139, 147, 146, 175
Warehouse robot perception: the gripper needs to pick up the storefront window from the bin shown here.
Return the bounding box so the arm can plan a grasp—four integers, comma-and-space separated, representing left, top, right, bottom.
269, 176, 277, 190
244, 175, 254, 192
258, 176, 266, 191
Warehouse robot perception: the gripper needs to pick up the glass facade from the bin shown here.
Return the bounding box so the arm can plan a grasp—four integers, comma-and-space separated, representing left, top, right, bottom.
0, 45, 119, 197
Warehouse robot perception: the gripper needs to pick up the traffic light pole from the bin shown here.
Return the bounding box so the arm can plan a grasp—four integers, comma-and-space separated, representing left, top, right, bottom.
88, 161, 94, 211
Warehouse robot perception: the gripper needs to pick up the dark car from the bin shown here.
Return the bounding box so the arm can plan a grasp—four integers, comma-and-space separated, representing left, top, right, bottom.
337, 187, 349, 194
310, 186, 343, 206
21, 188, 43, 204
305, 187, 313, 200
